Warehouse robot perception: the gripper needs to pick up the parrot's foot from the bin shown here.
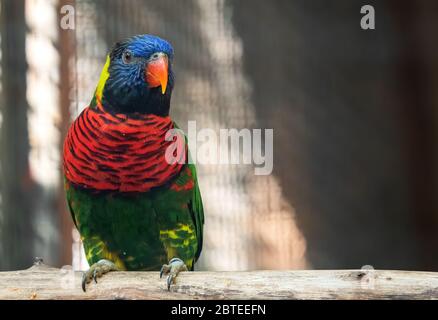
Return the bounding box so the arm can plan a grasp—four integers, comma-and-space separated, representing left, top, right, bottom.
160, 258, 188, 291
81, 259, 118, 292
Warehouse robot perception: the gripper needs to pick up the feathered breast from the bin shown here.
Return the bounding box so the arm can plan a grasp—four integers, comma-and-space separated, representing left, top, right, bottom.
63, 103, 185, 192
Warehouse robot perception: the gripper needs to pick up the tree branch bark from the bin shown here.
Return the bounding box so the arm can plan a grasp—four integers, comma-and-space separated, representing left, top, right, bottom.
1, 262, 437, 299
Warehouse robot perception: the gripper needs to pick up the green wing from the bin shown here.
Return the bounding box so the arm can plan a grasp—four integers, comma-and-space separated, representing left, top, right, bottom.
188, 163, 204, 262
150, 126, 204, 269
65, 179, 79, 229
173, 122, 204, 263
151, 163, 204, 270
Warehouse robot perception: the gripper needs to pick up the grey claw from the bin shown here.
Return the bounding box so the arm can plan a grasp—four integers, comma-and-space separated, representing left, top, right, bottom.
160, 258, 187, 291
80, 259, 118, 292
167, 274, 174, 291
93, 269, 98, 283
81, 273, 87, 292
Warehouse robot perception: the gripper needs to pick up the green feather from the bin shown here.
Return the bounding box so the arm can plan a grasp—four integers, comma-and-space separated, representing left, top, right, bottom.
65, 160, 204, 271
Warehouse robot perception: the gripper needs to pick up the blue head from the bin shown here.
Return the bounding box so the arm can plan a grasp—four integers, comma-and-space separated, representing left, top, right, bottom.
97, 34, 175, 115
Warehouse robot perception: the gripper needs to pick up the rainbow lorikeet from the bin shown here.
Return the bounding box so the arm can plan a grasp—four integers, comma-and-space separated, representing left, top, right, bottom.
63, 35, 204, 291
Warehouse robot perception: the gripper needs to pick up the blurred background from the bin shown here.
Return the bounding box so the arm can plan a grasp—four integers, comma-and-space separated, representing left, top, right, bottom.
0, 0, 437, 272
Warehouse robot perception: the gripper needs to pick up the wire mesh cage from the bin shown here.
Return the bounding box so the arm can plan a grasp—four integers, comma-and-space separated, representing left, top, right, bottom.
1, 0, 438, 273
72, 0, 306, 271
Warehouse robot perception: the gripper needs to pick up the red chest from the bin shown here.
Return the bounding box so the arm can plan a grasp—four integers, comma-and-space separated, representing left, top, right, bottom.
63, 105, 185, 192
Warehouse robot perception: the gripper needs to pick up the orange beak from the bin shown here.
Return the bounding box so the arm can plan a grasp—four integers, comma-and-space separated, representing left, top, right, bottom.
145, 53, 168, 94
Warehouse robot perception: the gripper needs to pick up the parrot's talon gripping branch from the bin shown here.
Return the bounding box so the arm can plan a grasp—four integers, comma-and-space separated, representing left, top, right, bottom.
160, 258, 188, 291
81, 259, 118, 292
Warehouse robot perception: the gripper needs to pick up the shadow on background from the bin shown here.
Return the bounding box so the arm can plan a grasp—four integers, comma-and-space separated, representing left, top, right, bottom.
0, 0, 437, 271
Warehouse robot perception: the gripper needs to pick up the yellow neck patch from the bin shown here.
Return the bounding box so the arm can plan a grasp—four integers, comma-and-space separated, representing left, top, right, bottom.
95, 55, 111, 102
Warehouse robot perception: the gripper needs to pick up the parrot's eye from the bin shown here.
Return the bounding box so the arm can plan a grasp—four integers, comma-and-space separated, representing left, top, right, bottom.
122, 50, 133, 64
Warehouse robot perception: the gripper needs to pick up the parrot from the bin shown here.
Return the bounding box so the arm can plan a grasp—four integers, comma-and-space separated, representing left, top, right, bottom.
63, 34, 204, 291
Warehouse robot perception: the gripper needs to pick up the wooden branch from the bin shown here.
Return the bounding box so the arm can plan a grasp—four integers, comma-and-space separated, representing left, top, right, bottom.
1, 261, 437, 299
